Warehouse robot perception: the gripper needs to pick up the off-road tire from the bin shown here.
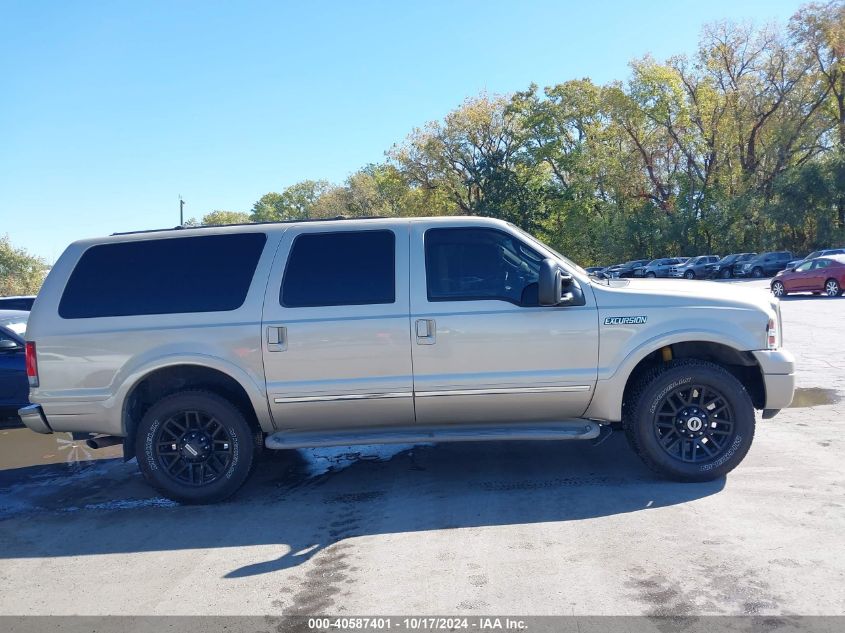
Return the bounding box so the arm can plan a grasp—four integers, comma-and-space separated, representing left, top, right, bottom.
623, 359, 755, 482
135, 390, 262, 504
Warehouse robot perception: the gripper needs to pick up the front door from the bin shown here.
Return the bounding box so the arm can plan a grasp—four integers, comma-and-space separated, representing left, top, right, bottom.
408, 221, 599, 425
261, 222, 414, 431
809, 259, 831, 291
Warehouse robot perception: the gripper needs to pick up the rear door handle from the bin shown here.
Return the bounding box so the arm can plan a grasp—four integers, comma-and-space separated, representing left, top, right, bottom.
267, 326, 287, 352
415, 319, 436, 345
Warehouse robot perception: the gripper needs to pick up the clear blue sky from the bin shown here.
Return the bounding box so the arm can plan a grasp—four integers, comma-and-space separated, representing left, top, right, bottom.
1, 0, 806, 262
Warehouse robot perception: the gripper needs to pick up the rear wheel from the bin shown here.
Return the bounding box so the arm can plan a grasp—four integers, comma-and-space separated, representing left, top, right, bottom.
825, 278, 841, 297
135, 390, 261, 504
623, 359, 755, 481
720, 268, 732, 279
771, 280, 786, 297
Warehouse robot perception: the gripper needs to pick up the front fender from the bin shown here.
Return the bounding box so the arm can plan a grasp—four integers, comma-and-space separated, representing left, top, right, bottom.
585, 329, 760, 422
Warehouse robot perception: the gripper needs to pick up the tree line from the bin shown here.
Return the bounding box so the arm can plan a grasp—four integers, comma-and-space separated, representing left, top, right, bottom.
192, 1, 845, 266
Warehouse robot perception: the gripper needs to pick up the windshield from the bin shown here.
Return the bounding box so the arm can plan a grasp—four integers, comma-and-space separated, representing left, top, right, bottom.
509, 225, 586, 275
0, 316, 27, 337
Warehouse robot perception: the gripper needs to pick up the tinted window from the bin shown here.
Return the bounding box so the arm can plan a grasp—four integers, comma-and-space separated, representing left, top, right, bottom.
0, 298, 33, 310
59, 233, 267, 319
425, 228, 543, 306
281, 231, 395, 307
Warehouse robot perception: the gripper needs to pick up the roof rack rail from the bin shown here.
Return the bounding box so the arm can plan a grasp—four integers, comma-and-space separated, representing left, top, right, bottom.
111, 215, 388, 236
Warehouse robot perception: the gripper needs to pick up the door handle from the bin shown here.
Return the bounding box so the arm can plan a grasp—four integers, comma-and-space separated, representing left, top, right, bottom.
267, 326, 287, 352
415, 319, 436, 345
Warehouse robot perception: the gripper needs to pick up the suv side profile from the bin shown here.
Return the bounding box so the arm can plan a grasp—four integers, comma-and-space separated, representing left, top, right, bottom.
635, 258, 686, 278
19, 217, 795, 503
670, 255, 720, 279
737, 251, 794, 278
708, 253, 757, 279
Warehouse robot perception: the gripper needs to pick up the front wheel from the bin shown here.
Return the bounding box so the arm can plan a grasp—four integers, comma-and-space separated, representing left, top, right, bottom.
751, 267, 764, 278
771, 280, 786, 297
135, 390, 262, 504
623, 359, 755, 481
646, 272, 656, 278
684, 270, 695, 279
824, 278, 841, 297
720, 268, 732, 279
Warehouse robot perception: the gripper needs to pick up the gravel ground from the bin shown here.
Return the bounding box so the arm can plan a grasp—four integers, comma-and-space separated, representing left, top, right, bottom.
0, 279, 843, 616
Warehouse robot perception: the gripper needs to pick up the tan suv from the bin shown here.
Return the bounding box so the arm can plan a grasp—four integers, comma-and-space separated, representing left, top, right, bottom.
19, 217, 795, 503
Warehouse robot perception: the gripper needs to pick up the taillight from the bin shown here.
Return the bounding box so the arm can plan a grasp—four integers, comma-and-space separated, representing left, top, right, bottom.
25, 341, 39, 387
767, 318, 778, 350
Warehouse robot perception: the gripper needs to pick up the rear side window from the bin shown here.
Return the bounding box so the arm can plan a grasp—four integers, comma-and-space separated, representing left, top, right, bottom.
281, 230, 395, 307
59, 233, 267, 318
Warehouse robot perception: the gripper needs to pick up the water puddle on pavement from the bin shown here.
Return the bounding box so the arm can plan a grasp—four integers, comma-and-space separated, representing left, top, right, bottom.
0, 428, 121, 471
788, 387, 841, 408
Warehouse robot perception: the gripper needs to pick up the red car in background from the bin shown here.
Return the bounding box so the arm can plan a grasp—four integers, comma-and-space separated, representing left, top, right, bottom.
771, 254, 845, 298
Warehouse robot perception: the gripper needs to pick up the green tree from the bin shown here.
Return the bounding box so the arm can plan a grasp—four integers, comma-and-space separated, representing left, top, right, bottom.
250, 180, 331, 222
0, 236, 49, 296
200, 210, 252, 225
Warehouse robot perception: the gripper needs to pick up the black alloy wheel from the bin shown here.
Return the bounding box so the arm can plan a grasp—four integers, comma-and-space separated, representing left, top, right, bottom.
652, 383, 735, 464
153, 410, 234, 486
136, 390, 262, 504
623, 359, 755, 481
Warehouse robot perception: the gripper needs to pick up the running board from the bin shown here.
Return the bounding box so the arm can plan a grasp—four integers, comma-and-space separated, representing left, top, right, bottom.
264, 420, 601, 450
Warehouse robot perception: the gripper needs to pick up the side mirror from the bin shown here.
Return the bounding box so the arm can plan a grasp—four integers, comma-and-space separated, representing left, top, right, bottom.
539, 259, 577, 306
0, 339, 20, 352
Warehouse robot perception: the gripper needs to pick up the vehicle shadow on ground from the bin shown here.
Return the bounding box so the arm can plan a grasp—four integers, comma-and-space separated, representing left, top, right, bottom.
0, 434, 725, 577
779, 294, 845, 301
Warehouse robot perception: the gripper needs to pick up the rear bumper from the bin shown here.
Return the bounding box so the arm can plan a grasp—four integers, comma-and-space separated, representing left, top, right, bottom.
18, 404, 53, 434
752, 349, 796, 411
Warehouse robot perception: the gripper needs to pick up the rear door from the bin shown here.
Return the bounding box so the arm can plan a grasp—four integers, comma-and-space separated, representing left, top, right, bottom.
261, 221, 415, 431
408, 221, 598, 425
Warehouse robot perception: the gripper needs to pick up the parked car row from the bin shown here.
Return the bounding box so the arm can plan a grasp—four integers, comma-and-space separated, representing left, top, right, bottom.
589, 248, 844, 281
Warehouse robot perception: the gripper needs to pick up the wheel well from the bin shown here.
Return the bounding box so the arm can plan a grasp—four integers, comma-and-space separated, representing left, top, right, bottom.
622, 342, 766, 415
122, 365, 261, 460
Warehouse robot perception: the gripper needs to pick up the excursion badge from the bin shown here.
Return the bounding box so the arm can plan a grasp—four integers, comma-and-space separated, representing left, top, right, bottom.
604, 315, 648, 325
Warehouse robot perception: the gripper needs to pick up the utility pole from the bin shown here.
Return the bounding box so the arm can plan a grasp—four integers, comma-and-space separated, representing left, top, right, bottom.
179, 195, 185, 226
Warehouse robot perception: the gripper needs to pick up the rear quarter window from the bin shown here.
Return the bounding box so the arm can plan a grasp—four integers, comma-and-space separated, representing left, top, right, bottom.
59, 233, 267, 318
